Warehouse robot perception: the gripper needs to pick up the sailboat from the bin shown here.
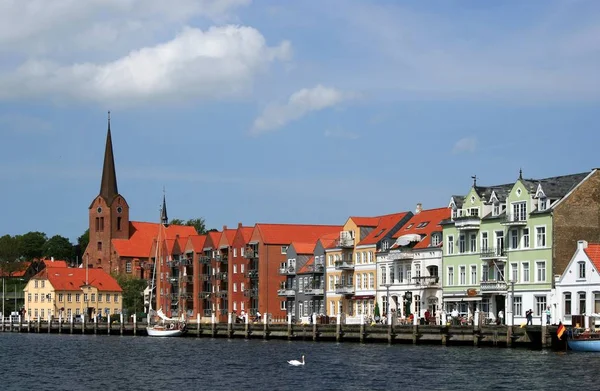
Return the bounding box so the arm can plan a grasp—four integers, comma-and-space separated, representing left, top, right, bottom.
146, 197, 187, 337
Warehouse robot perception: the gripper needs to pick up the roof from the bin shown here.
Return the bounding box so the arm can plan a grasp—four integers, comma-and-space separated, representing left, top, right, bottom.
186, 235, 207, 253
349, 217, 380, 227
290, 242, 316, 255
254, 224, 342, 245
318, 232, 339, 250
43, 259, 68, 268
0, 261, 31, 277
585, 244, 600, 272
521, 172, 589, 198
239, 227, 254, 242
204, 231, 222, 249
392, 208, 451, 249
112, 221, 197, 258
32, 267, 122, 292
224, 229, 237, 244
357, 212, 409, 246
297, 257, 315, 274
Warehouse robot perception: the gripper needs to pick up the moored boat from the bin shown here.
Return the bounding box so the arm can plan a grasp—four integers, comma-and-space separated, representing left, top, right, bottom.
566, 329, 600, 352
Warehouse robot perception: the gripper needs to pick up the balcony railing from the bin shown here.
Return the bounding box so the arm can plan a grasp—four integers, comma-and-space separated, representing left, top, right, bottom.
246, 270, 259, 279
183, 275, 194, 283
199, 292, 211, 299
453, 215, 481, 230
412, 276, 440, 287
479, 248, 507, 259
200, 274, 211, 281
217, 272, 228, 281
277, 288, 296, 297
334, 260, 354, 270
220, 309, 228, 315
179, 291, 192, 299
480, 280, 508, 292
203, 309, 212, 316
180, 258, 192, 266
200, 256, 211, 264
243, 288, 258, 298
244, 250, 258, 259
279, 266, 296, 275
219, 256, 228, 264
216, 291, 228, 298
502, 213, 527, 225
335, 237, 355, 248
334, 283, 355, 295
389, 251, 414, 260
306, 264, 325, 273
304, 285, 325, 296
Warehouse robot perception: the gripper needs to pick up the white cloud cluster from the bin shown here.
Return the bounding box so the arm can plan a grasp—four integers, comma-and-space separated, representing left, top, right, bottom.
251, 85, 352, 134
452, 137, 477, 154
0, 25, 291, 104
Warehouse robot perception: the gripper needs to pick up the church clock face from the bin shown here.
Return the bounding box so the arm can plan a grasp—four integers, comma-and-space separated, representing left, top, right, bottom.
117, 207, 123, 214
97, 207, 102, 213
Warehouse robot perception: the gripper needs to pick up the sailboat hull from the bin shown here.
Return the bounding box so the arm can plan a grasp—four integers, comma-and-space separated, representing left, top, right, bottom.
146, 327, 185, 337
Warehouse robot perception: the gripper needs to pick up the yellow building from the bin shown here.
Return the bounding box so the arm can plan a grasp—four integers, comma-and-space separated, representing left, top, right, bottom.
24, 267, 123, 321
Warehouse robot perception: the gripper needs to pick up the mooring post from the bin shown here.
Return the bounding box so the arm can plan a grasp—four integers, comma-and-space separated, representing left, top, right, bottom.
227, 313, 233, 338
287, 313, 292, 340
27, 315, 31, 333
541, 313, 548, 348
211, 313, 216, 337
359, 314, 365, 343
93, 315, 97, 334
18, 315, 22, 333
412, 311, 418, 344
58, 315, 62, 334
312, 313, 318, 342
120, 314, 124, 335
336, 313, 342, 342
48, 315, 52, 334
263, 313, 268, 339
473, 309, 480, 346
133, 314, 137, 336
245, 312, 250, 339
197, 313, 201, 337
388, 311, 395, 344
107, 314, 110, 335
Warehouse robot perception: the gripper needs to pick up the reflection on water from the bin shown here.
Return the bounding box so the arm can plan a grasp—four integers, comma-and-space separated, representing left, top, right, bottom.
1, 333, 598, 391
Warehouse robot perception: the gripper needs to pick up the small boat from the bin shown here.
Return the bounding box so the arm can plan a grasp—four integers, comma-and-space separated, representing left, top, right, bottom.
566, 329, 600, 352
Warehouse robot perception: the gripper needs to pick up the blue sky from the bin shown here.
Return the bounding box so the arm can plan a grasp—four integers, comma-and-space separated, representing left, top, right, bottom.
0, 0, 598, 243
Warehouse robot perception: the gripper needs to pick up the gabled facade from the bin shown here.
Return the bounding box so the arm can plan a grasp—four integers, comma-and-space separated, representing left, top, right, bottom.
377, 205, 450, 321
213, 225, 237, 322
442, 170, 599, 325
279, 242, 319, 322
200, 230, 222, 320
228, 224, 254, 316
555, 240, 600, 327
183, 234, 207, 318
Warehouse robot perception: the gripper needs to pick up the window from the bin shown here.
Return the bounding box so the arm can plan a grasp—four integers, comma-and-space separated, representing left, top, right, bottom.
510, 230, 518, 250
98, 293, 103, 302
513, 202, 527, 221
126, 261, 132, 273
536, 226, 546, 247
415, 264, 421, 278
522, 228, 530, 248
539, 198, 548, 211
511, 263, 518, 282
389, 266, 395, 283
75, 294, 81, 303
406, 268, 411, 282
470, 265, 477, 285
369, 273, 374, 289
513, 296, 522, 316
91, 294, 95, 302
355, 252, 360, 264
431, 234, 440, 247
233, 265, 237, 274
535, 296, 547, 316
459, 235, 466, 253
117, 216, 122, 231
280, 301, 286, 311
281, 246, 288, 254
481, 265, 489, 282
522, 262, 530, 283
578, 261, 586, 279
356, 274, 361, 290
97, 241, 102, 251
459, 266, 466, 285
594, 293, 600, 314
579, 292, 586, 314
241, 283, 245, 291
398, 267, 404, 284
240, 264, 245, 273
34, 280, 38, 288
447, 235, 454, 255
41, 280, 45, 288
536, 261, 546, 282
84, 294, 88, 302
493, 203, 500, 216
106, 294, 110, 303
469, 208, 479, 217
329, 276, 333, 291
564, 293, 572, 315
380, 267, 387, 285
469, 234, 476, 253
114, 294, 119, 303
481, 232, 488, 252
447, 267, 454, 286
299, 302, 303, 317
233, 283, 237, 292
241, 247, 245, 257
233, 248, 237, 258
67, 293, 72, 302
233, 301, 237, 311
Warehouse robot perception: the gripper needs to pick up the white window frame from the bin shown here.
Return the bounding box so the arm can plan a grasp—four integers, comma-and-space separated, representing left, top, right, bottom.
522, 262, 530, 283
447, 235, 454, 255
459, 235, 466, 253
522, 228, 530, 249
470, 265, 477, 285
459, 265, 466, 285
511, 262, 518, 283
535, 260, 546, 283
535, 225, 547, 248
578, 261, 586, 279
447, 267, 454, 286
481, 231, 488, 252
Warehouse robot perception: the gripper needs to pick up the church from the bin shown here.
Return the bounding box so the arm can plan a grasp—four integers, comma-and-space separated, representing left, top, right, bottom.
82, 114, 197, 279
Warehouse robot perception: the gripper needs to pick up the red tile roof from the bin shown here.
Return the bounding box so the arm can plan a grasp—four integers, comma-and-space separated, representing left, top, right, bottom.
290, 242, 316, 255
42, 259, 68, 268
186, 235, 207, 253
112, 221, 196, 258
239, 227, 254, 243
33, 267, 122, 292
223, 229, 237, 245
0, 261, 31, 277
357, 212, 410, 246
392, 208, 450, 249
349, 217, 380, 227
318, 232, 339, 250
585, 244, 600, 272
254, 224, 342, 245
204, 231, 222, 249
297, 257, 315, 274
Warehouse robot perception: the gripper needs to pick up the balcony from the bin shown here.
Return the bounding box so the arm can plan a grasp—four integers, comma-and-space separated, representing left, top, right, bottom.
180, 258, 192, 266
306, 264, 325, 273
334, 283, 355, 295
277, 288, 296, 297
334, 260, 354, 270
389, 250, 414, 260
168, 277, 179, 284
244, 250, 258, 259
243, 288, 258, 298
220, 309, 228, 315
217, 272, 228, 281
335, 237, 354, 248
199, 291, 211, 299
246, 269, 259, 279
200, 256, 211, 264
183, 275, 194, 283
502, 213, 527, 226
412, 276, 440, 288
166, 260, 179, 267
203, 309, 212, 316
179, 291, 192, 300
216, 291, 228, 298
480, 248, 507, 260
304, 285, 325, 296
219, 256, 228, 264
279, 265, 296, 275
453, 215, 481, 230
200, 274, 211, 281
480, 280, 508, 293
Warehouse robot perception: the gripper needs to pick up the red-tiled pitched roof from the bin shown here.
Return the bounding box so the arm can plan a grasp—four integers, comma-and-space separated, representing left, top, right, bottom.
112, 221, 196, 258
318, 232, 339, 250
224, 229, 237, 245
290, 242, 316, 255
0, 261, 31, 277
349, 217, 380, 227
204, 231, 222, 249
357, 212, 410, 246
42, 259, 68, 268
297, 257, 315, 274
33, 267, 122, 292
585, 244, 600, 272
186, 235, 207, 253
239, 227, 254, 242
392, 208, 450, 249
255, 224, 342, 245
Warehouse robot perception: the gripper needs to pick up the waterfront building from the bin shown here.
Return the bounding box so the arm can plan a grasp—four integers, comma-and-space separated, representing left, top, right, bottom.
555, 240, 600, 327
442, 170, 600, 326
228, 224, 254, 318
279, 241, 319, 322
214, 226, 237, 322
24, 266, 122, 321
376, 206, 450, 323
82, 115, 196, 278
247, 224, 341, 320
198, 230, 222, 321
183, 234, 207, 318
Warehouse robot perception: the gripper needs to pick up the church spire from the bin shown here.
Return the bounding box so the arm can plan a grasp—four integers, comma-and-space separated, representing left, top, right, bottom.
161, 188, 169, 226
99, 111, 119, 204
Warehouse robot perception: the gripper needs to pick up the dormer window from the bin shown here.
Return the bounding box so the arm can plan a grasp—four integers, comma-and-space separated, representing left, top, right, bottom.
431, 234, 440, 247
539, 197, 548, 212
492, 203, 500, 216
382, 241, 389, 251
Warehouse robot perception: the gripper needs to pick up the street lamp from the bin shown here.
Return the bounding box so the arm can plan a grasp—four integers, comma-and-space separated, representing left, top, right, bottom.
404, 291, 413, 318
383, 283, 392, 320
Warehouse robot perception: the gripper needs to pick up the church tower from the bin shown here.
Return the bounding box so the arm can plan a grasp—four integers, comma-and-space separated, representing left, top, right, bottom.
84, 112, 130, 271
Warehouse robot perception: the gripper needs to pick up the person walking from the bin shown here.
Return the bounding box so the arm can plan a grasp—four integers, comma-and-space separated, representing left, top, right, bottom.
526, 309, 533, 325
545, 306, 551, 325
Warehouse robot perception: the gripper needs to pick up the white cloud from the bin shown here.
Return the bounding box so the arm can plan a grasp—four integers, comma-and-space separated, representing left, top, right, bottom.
324, 129, 359, 140
0, 26, 291, 104
452, 137, 477, 154
251, 85, 352, 134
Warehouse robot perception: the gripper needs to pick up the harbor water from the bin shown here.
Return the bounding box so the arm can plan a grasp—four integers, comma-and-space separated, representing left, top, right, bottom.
1, 333, 597, 390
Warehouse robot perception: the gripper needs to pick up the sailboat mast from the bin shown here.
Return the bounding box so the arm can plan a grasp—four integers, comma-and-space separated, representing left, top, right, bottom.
148, 203, 163, 326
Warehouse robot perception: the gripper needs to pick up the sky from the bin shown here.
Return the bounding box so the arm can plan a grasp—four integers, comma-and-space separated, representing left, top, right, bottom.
0, 0, 599, 243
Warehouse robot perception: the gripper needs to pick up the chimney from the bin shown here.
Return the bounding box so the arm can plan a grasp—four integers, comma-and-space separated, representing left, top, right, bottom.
238, 222, 243, 229
51, 256, 54, 262
578, 240, 588, 250
415, 203, 422, 214
223, 225, 227, 231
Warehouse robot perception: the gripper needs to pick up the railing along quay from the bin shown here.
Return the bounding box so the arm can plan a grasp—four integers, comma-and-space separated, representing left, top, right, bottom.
0, 314, 564, 350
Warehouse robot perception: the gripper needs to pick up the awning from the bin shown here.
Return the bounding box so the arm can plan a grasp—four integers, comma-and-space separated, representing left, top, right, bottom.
443, 297, 482, 302
351, 295, 375, 300
395, 234, 422, 246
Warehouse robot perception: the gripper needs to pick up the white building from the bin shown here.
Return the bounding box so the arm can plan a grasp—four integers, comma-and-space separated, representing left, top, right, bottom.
555, 240, 600, 328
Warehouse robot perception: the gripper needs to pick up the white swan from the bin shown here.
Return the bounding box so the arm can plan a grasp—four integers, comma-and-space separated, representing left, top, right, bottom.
287, 355, 305, 366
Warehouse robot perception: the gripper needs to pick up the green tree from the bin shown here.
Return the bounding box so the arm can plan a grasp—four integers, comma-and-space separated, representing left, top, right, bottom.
114, 274, 148, 317
77, 229, 89, 252
168, 217, 208, 234
42, 235, 74, 261
17, 231, 47, 260
169, 218, 184, 225
0, 235, 20, 262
